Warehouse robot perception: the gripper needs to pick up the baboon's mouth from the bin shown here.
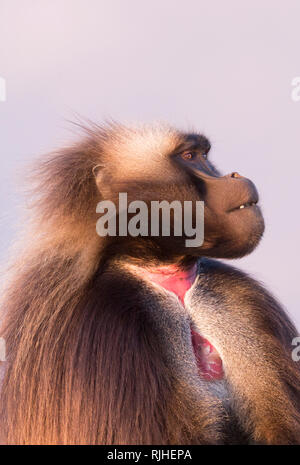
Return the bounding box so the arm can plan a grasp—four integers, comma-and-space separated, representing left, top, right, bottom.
191, 327, 224, 381
228, 200, 258, 212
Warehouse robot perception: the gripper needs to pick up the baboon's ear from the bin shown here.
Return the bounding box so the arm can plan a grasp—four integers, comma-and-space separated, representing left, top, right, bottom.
92, 164, 111, 197
92, 164, 107, 188
92, 164, 104, 179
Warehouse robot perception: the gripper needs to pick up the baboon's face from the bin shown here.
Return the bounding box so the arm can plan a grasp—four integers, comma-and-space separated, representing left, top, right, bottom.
95, 125, 265, 260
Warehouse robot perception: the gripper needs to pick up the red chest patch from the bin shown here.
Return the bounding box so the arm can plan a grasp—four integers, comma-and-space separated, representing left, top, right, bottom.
139, 263, 224, 381
140, 263, 197, 304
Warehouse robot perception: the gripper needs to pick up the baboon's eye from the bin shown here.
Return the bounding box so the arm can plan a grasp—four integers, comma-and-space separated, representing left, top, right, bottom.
202, 153, 208, 160
181, 151, 196, 161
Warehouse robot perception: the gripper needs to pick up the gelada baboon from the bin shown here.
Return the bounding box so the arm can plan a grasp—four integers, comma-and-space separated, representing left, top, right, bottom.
0, 123, 299, 445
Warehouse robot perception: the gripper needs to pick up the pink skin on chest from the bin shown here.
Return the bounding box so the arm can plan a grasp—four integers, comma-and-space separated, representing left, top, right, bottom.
139, 263, 223, 381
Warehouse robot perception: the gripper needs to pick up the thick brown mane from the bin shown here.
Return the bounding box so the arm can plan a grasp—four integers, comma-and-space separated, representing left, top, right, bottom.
0, 127, 103, 443
1, 122, 300, 445
0, 123, 218, 444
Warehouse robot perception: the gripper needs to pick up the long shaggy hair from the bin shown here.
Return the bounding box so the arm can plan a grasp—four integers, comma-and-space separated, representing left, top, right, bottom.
0, 123, 219, 444
2, 122, 300, 445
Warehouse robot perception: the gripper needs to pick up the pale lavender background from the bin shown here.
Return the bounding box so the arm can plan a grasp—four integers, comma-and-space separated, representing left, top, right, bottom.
0, 0, 299, 328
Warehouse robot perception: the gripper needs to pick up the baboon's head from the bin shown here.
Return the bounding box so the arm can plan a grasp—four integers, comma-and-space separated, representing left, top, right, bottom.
92, 124, 265, 262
